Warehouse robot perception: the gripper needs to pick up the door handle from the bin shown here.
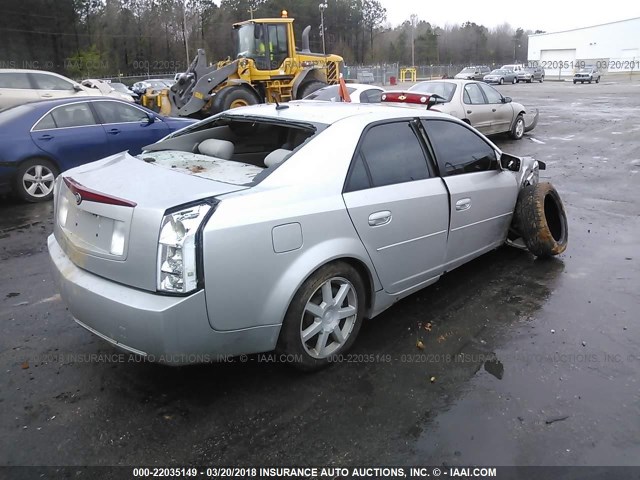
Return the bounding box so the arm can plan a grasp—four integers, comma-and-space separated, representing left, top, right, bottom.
368, 211, 392, 227
38, 134, 54, 141
466, 110, 472, 114
107, 128, 120, 135
492, 108, 496, 112
456, 198, 471, 211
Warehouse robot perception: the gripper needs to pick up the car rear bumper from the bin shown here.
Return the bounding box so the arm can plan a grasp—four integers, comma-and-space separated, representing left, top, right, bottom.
48, 234, 281, 364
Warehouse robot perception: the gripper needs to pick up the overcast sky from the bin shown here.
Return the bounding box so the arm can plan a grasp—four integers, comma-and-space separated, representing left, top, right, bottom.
380, 0, 640, 32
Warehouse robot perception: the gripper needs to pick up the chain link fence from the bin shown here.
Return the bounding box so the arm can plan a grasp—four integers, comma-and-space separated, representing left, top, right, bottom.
343, 64, 507, 85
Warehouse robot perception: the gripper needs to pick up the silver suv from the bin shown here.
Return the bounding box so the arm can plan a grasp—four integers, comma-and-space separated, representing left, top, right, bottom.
0, 69, 91, 110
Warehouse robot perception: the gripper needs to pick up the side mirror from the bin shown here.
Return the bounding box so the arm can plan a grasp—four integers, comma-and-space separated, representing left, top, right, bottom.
502, 96, 512, 104
73, 84, 84, 92
500, 153, 521, 172
145, 113, 155, 124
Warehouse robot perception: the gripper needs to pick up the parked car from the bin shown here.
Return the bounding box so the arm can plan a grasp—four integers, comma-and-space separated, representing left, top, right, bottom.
483, 69, 518, 85
517, 66, 545, 83
501, 64, 526, 74
0, 69, 94, 110
0, 97, 194, 202
81, 79, 135, 102
573, 66, 601, 84
131, 79, 174, 97
109, 82, 139, 101
48, 102, 567, 371
302, 83, 384, 103
454, 65, 491, 81
396, 79, 538, 139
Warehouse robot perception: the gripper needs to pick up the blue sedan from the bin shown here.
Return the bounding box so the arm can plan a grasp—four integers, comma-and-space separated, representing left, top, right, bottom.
0, 97, 195, 202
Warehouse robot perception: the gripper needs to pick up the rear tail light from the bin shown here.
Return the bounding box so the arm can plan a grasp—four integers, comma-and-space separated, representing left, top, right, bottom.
157, 202, 215, 294
381, 91, 441, 109
63, 177, 136, 207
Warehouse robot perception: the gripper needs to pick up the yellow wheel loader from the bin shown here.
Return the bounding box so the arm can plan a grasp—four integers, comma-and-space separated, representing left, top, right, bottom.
169, 13, 343, 117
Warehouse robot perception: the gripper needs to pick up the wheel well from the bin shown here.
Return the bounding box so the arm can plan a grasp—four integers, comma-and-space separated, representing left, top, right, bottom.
462, 118, 471, 125
335, 257, 375, 319
19, 156, 60, 173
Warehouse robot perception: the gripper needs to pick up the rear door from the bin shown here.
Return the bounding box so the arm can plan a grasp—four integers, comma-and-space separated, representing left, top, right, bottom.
343, 120, 449, 295
30, 102, 109, 169
0, 72, 39, 109
92, 100, 170, 155
422, 119, 518, 271
462, 83, 493, 134
478, 82, 514, 134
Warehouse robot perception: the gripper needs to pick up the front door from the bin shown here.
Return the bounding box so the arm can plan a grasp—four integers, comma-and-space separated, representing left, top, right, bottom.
478, 82, 514, 134
92, 100, 169, 155
422, 119, 518, 271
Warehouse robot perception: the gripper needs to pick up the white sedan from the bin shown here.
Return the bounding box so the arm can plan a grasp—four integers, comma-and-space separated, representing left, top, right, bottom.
302, 83, 384, 103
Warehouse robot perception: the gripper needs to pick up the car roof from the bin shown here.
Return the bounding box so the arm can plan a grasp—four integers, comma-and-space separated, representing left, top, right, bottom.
3, 96, 149, 114
223, 101, 453, 126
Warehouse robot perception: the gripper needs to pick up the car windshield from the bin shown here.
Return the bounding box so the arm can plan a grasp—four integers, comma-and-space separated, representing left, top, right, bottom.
408, 82, 456, 102
579, 68, 593, 73
304, 85, 356, 101
491, 69, 508, 75
525, 67, 536, 72
459, 68, 475, 74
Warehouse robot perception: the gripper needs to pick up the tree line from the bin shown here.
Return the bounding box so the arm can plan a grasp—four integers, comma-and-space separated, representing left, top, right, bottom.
0, 0, 542, 79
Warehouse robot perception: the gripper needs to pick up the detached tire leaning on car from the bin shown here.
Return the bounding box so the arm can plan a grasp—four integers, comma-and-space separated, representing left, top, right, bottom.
510, 114, 525, 140
277, 261, 365, 371
515, 182, 568, 257
14, 158, 59, 202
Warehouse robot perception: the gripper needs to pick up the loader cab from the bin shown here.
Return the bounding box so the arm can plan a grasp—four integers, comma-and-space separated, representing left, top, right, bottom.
234, 19, 293, 71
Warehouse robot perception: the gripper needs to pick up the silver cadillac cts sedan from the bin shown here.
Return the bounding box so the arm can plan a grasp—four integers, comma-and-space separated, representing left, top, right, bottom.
48, 101, 565, 370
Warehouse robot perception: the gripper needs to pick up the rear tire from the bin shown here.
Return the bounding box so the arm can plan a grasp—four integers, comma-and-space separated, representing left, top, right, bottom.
297, 80, 328, 99
14, 158, 59, 202
515, 182, 568, 257
540, 76, 544, 83
499, 78, 504, 85
277, 261, 365, 371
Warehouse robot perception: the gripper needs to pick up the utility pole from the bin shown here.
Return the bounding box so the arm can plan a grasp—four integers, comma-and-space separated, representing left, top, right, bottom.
410, 14, 418, 67
319, 3, 328, 55
248, 6, 256, 19
183, 0, 189, 64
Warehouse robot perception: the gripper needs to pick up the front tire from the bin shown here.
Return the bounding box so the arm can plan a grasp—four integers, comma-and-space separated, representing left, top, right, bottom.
509, 114, 525, 140
512, 77, 517, 84
515, 183, 568, 257
297, 80, 328, 99
277, 261, 365, 371
540, 76, 544, 83
215, 86, 260, 113
14, 158, 58, 202
499, 78, 504, 85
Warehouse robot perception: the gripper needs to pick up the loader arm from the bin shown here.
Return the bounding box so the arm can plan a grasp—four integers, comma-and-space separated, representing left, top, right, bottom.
169, 49, 239, 117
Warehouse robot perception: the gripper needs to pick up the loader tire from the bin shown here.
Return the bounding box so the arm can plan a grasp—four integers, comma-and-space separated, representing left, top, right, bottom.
297, 80, 327, 99
216, 86, 260, 113
515, 182, 568, 257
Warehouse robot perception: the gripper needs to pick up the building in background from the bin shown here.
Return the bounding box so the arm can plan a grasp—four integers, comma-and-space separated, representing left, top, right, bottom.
527, 17, 640, 79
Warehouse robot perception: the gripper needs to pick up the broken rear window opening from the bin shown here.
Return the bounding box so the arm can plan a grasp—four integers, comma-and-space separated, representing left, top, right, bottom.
140, 115, 324, 185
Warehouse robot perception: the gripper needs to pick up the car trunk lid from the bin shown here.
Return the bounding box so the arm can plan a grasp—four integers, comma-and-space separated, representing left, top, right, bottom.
54, 151, 249, 291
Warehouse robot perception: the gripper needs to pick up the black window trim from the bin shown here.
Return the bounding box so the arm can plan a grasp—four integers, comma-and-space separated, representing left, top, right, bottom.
462, 82, 489, 105
342, 117, 437, 194
30, 101, 100, 132
420, 117, 501, 177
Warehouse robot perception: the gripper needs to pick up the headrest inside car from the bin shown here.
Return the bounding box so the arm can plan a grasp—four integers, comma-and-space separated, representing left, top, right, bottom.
198, 139, 235, 160
264, 149, 292, 167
